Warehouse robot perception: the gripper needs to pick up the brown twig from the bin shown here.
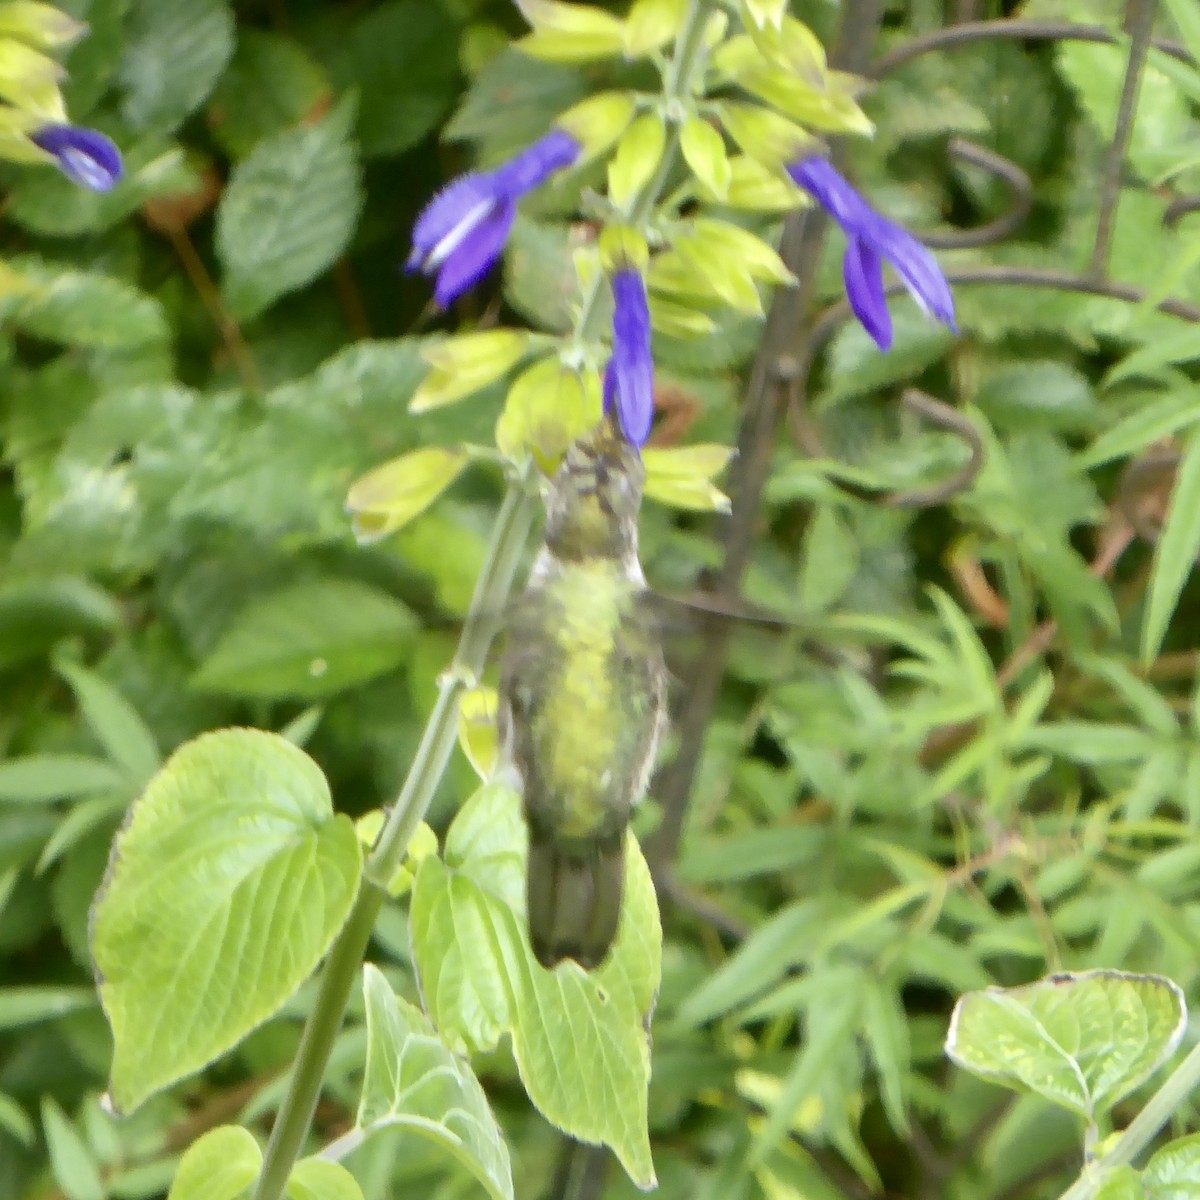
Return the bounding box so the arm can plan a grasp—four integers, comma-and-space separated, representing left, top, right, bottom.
1091, 0, 1159, 277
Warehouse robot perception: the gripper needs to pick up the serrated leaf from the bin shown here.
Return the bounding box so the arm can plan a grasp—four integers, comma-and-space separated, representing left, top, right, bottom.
217, 101, 362, 319
7, 261, 168, 348
798, 505, 858, 613
41, 1097, 103, 1200
334, 0, 459, 158
286, 1159, 363, 1200
192, 578, 415, 699
57, 661, 161, 785
90, 729, 362, 1113
119, 0, 234, 133
357, 965, 513, 1200
209, 31, 329, 159
410, 783, 659, 1189
946, 970, 1186, 1121
1142, 427, 1200, 662
167, 1125, 261, 1200
1144, 1131, 1200, 1200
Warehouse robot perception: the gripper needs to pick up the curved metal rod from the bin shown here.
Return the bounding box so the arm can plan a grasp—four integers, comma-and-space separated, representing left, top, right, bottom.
869, 19, 1193, 79
1164, 194, 1200, 228
921, 139, 1033, 250
803, 264, 1200, 355
883, 389, 985, 508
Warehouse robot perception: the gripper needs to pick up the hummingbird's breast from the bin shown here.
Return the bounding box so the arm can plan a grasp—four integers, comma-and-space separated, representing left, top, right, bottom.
501, 557, 665, 846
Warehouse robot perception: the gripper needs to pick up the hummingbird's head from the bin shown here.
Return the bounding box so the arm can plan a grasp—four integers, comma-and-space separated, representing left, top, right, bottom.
543, 423, 645, 563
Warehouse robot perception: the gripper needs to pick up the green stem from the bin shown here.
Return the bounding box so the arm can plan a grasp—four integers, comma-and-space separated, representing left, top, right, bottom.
250, 3, 719, 1195
252, 479, 537, 1200
1058, 1038, 1200, 1200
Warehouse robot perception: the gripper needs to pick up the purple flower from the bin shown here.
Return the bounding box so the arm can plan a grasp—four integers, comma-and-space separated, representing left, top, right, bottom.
408, 129, 581, 307
604, 267, 654, 446
787, 156, 955, 351
31, 124, 123, 192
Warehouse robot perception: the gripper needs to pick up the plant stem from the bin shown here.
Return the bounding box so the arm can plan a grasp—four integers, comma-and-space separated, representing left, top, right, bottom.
252, 478, 538, 1200
251, 4, 719, 1194
1058, 1038, 1200, 1200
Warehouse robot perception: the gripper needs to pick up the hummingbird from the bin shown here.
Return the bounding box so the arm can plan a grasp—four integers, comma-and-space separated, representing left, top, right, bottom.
499, 418, 668, 971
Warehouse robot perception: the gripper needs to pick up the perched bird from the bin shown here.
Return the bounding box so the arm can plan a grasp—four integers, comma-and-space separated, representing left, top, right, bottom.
500, 419, 667, 970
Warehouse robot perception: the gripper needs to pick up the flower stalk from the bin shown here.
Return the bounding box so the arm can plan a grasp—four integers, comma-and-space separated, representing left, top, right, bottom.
249, 3, 719, 1197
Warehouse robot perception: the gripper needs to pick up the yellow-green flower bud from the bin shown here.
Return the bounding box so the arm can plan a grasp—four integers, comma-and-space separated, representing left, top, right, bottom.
607, 111, 666, 212
514, 0, 625, 63
345, 446, 470, 543
643, 443, 734, 512
717, 100, 819, 170
411, 330, 533, 412
556, 91, 636, 162
623, 0, 687, 56
0, 2, 86, 50
680, 115, 731, 200
598, 224, 649, 273
495, 357, 602, 472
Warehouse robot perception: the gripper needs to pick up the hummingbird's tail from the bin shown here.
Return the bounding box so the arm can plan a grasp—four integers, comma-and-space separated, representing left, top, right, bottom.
525, 830, 625, 970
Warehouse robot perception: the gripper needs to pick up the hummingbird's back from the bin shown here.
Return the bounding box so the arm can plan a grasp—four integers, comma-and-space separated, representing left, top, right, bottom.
500, 424, 666, 969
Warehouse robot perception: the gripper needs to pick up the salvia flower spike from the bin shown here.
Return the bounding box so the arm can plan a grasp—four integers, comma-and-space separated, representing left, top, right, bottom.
787, 155, 956, 351
605, 267, 654, 447
31, 123, 123, 192
407, 128, 582, 307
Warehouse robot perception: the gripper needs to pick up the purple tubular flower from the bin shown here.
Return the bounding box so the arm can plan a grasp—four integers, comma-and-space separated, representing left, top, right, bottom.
31, 124, 123, 192
605, 268, 654, 446
408, 128, 582, 307
787, 156, 955, 351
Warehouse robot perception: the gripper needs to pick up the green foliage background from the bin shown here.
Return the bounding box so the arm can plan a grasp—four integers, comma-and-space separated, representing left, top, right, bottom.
5, 0, 1200, 1197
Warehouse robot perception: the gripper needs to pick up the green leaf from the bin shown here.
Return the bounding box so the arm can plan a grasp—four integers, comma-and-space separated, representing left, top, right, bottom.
286, 1159, 363, 1200
1142, 427, 1200, 662
0, 577, 119, 670
209, 31, 330, 159
191, 578, 415, 699
1078, 388, 1200, 469
822, 307, 956, 405
0, 1091, 34, 1146
446, 49, 587, 156
1097, 1166, 1148, 1200
410, 783, 660, 1189
216, 100, 363, 320
90, 729, 362, 1113
334, 0, 460, 158
0, 986, 96, 1030
357, 964, 513, 1200
945, 970, 1186, 1121
119, 0, 235, 133
0, 755, 125, 804
7, 260, 168, 348
167, 1125, 261, 1200
41, 1097, 104, 1200
798, 505, 859, 613
1144, 1131, 1200, 1200
57, 660, 161, 785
